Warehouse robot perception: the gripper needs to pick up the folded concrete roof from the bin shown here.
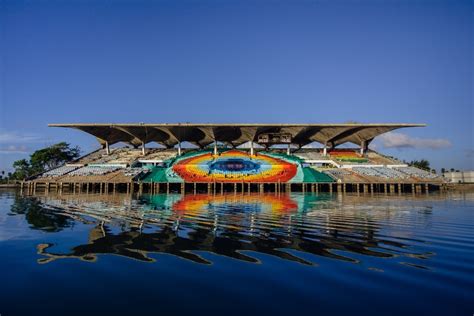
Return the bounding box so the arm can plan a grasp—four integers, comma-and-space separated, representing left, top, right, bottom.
48, 123, 425, 148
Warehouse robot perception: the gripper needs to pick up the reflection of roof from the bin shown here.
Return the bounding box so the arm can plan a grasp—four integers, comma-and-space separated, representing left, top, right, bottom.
48, 123, 425, 147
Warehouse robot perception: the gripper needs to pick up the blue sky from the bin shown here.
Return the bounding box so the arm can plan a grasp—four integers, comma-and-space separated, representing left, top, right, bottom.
0, 0, 472, 172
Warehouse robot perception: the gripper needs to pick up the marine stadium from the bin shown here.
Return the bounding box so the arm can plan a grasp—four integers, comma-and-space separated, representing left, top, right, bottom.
24, 123, 446, 194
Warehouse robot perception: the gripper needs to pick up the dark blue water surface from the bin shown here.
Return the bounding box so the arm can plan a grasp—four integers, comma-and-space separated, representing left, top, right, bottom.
0, 189, 473, 316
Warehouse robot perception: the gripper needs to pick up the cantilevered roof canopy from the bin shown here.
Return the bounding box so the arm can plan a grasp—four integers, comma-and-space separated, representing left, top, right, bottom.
48, 123, 425, 148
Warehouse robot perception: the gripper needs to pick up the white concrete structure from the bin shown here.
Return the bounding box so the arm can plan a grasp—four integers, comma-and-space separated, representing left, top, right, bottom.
443, 171, 474, 183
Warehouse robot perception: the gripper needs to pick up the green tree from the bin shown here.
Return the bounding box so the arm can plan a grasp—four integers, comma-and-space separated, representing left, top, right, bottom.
12, 159, 31, 180
11, 142, 81, 180
29, 142, 80, 174
409, 159, 430, 171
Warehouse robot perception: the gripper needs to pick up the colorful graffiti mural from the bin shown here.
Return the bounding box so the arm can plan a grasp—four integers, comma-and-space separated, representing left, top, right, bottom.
141, 149, 333, 183
172, 150, 298, 183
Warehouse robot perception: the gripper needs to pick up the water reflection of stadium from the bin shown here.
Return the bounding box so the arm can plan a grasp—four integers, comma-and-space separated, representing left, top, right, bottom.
11, 193, 436, 266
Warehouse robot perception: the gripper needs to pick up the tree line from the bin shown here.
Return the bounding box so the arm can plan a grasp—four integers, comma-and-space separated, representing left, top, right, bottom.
1, 142, 80, 181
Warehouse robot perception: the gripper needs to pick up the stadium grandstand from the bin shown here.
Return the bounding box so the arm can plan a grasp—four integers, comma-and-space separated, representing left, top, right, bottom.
23, 123, 445, 194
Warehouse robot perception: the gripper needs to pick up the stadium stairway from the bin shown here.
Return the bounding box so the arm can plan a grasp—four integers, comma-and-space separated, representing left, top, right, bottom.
302, 167, 334, 183
141, 167, 183, 183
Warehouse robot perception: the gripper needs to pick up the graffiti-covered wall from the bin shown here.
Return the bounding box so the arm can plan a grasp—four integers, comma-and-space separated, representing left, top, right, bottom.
142, 149, 332, 183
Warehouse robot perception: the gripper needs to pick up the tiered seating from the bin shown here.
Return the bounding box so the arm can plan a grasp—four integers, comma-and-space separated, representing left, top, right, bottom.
89, 148, 141, 165
41, 165, 80, 178
372, 167, 408, 179
395, 167, 438, 179
107, 149, 143, 164
37, 147, 443, 184
302, 167, 334, 182
74, 149, 106, 164
329, 150, 368, 163
352, 167, 407, 179
293, 151, 326, 160
322, 168, 364, 182
352, 167, 383, 178
366, 151, 400, 165
123, 167, 148, 177
141, 167, 169, 182
140, 149, 178, 161
324, 169, 351, 177
68, 165, 122, 176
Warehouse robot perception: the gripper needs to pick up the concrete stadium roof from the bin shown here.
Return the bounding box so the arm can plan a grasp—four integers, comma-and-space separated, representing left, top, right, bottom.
48, 123, 425, 148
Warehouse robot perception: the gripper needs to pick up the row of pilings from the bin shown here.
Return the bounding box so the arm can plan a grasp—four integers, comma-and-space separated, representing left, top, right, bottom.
22, 181, 442, 195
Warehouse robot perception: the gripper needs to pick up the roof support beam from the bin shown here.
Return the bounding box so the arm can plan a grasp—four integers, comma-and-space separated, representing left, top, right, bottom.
48, 124, 426, 149
113, 126, 144, 146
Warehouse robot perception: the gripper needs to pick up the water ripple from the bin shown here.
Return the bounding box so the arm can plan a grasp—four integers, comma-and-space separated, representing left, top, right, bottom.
4, 192, 474, 272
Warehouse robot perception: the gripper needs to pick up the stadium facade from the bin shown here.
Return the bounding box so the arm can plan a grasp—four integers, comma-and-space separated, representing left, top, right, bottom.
24, 123, 446, 194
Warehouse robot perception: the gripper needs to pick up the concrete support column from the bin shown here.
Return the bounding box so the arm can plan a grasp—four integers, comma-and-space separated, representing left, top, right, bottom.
105, 141, 110, 155
287, 143, 291, 156
323, 143, 327, 156
177, 142, 182, 156
141, 142, 146, 156
250, 141, 254, 156
214, 141, 218, 155
360, 140, 365, 156
417, 184, 422, 193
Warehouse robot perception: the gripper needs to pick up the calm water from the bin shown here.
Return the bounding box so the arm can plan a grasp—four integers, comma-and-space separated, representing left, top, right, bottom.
0, 190, 473, 316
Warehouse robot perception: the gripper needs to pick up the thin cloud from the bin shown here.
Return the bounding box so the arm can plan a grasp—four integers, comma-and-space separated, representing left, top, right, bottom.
377, 132, 451, 150
0, 130, 43, 144
0, 145, 30, 154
